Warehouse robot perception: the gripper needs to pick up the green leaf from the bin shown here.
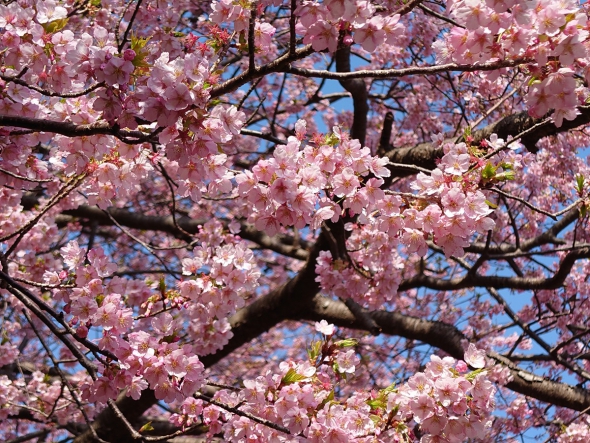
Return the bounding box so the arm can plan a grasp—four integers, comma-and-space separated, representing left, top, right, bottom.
494, 171, 515, 181
324, 133, 340, 146
334, 338, 358, 348
528, 75, 540, 86
481, 162, 497, 180
130, 34, 150, 51
575, 174, 585, 195
369, 414, 382, 424
162, 334, 177, 343
367, 398, 387, 410
465, 368, 486, 382
381, 383, 397, 394
42, 18, 69, 34
307, 340, 322, 362
139, 421, 154, 433
317, 389, 335, 410
281, 368, 308, 385
485, 200, 498, 209
130, 34, 151, 68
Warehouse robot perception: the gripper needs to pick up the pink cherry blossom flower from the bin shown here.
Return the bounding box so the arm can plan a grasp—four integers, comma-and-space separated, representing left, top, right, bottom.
332, 167, 360, 197
335, 349, 360, 374
315, 320, 335, 336
464, 343, 486, 369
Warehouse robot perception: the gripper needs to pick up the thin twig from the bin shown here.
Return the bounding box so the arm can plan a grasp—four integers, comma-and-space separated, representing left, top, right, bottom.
1, 173, 87, 257
24, 310, 109, 443
0, 167, 54, 183
289, 0, 297, 57
418, 4, 464, 28
286, 58, 531, 80
248, 2, 257, 73
490, 188, 582, 221
118, 0, 143, 52
195, 393, 291, 435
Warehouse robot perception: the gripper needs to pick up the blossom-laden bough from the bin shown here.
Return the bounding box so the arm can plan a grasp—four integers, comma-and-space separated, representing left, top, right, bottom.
1, 0, 590, 442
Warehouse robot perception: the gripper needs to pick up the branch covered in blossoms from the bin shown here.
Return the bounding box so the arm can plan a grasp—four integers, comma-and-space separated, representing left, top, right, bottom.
3, 0, 590, 442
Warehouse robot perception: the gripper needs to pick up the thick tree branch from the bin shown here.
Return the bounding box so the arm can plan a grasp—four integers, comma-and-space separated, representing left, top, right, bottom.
398, 246, 590, 292
286, 58, 530, 80
378, 112, 394, 156
0, 115, 151, 142
394, 0, 424, 16
386, 106, 590, 177
53, 205, 309, 260
335, 46, 368, 145
200, 233, 328, 367
72, 390, 158, 443
465, 207, 578, 255
210, 44, 315, 98
297, 295, 590, 413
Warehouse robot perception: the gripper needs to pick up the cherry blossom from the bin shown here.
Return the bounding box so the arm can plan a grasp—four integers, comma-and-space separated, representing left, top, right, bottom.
2, 0, 590, 442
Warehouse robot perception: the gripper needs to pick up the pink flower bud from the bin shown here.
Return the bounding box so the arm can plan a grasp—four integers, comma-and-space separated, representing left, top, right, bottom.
76, 325, 89, 338
123, 49, 136, 61
455, 360, 468, 373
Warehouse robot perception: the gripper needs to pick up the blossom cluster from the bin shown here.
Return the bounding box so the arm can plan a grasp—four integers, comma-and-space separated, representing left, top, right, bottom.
313, 131, 499, 308
234, 121, 390, 237
0, 0, 246, 203
172, 323, 496, 443
54, 219, 260, 404
207, 0, 590, 129
558, 419, 590, 443
294, 0, 405, 53
388, 344, 496, 442
437, 0, 589, 127
0, 370, 88, 426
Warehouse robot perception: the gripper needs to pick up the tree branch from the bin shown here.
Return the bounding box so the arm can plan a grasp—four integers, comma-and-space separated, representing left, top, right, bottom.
54, 205, 310, 260
386, 106, 590, 178
297, 294, 590, 413
0, 115, 151, 143
335, 46, 368, 145
286, 58, 530, 80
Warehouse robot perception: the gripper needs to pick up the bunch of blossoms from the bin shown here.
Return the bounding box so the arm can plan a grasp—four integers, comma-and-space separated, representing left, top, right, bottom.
172, 322, 496, 443
210, 0, 251, 34
55, 219, 260, 404
557, 418, 590, 443
75, 146, 154, 209
387, 343, 496, 443
0, 375, 24, 422
436, 0, 590, 128
0, 0, 248, 191
316, 134, 505, 309
169, 104, 246, 201
0, 370, 91, 433
211, 0, 279, 53
294, 0, 405, 53
234, 121, 390, 238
